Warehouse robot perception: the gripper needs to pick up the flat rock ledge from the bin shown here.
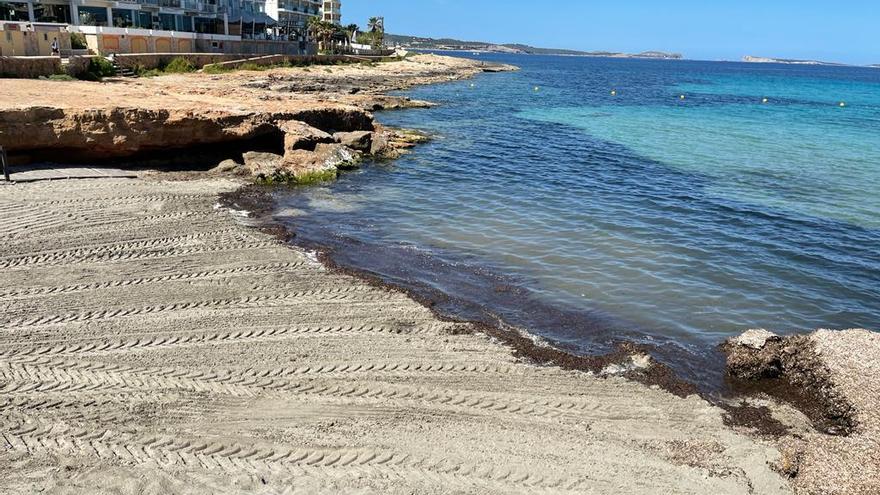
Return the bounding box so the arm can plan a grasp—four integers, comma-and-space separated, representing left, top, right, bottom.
723, 328, 880, 495
0, 104, 426, 183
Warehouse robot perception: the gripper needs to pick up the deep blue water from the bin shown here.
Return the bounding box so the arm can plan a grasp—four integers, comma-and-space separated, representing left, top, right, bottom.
275, 54, 880, 371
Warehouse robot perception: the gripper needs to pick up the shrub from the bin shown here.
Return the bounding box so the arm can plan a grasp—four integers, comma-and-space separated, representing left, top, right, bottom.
162, 57, 195, 73
42, 74, 77, 81
202, 64, 232, 74
237, 62, 266, 71
83, 57, 116, 80
70, 32, 88, 50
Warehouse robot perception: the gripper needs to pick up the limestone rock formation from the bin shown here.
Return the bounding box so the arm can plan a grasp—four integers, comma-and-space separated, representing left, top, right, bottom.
333, 131, 373, 152
211, 158, 241, 174
280, 120, 334, 151
242, 151, 284, 177
282, 143, 359, 178
0, 106, 374, 164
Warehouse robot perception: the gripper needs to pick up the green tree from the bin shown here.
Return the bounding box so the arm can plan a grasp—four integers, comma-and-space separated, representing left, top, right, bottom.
344, 23, 359, 45
308, 17, 336, 53
366, 17, 384, 50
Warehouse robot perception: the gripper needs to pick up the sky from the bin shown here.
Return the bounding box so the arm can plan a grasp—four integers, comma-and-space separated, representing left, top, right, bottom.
344, 1, 879, 65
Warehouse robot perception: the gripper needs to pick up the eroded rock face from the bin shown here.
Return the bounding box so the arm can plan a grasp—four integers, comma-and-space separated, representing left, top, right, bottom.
333, 131, 372, 152
242, 151, 284, 177
211, 158, 241, 174
280, 120, 334, 151
0, 106, 374, 164
0, 107, 279, 160
243, 143, 360, 182
369, 125, 430, 160
283, 143, 359, 177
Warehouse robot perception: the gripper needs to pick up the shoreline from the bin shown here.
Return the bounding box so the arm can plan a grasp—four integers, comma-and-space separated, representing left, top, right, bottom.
0, 176, 792, 494
221, 184, 701, 399
0, 52, 867, 493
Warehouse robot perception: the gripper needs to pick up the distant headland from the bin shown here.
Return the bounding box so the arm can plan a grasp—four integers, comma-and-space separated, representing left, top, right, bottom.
741, 55, 847, 66
742, 55, 880, 68
387, 33, 682, 59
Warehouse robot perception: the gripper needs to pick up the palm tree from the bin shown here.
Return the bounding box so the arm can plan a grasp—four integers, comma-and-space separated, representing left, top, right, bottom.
366, 17, 384, 49
367, 17, 380, 33
344, 23, 360, 46
308, 17, 335, 52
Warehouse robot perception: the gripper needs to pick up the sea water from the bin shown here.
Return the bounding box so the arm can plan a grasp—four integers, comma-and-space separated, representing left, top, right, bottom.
274, 54, 880, 374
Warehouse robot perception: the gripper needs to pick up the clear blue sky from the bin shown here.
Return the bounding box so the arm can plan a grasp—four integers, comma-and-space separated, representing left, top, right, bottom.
344, 1, 878, 65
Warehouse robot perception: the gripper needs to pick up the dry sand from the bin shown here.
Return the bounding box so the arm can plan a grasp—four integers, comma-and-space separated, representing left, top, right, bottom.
0, 176, 793, 494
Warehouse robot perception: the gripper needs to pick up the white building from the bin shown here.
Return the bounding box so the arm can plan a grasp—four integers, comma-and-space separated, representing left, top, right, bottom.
320, 0, 339, 24
0, 0, 274, 37
263, 0, 339, 38
264, 0, 318, 38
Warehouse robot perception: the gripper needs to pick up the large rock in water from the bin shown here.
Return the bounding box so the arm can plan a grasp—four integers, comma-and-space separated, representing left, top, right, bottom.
280, 120, 334, 151
241, 144, 359, 182
282, 143, 360, 179
242, 151, 284, 177
333, 131, 373, 152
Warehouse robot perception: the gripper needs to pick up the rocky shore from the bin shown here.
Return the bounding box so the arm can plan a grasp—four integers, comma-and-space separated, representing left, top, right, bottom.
0, 54, 515, 181
724, 329, 879, 494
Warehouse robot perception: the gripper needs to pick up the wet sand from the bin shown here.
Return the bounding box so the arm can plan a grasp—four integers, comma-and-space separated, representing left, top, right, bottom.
0, 177, 792, 494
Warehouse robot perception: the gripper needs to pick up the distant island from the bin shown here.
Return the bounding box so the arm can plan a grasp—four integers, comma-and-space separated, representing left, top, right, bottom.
387, 34, 682, 59
742, 55, 846, 66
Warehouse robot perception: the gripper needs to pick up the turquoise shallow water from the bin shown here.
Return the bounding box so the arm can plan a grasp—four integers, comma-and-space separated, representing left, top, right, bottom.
275, 55, 880, 365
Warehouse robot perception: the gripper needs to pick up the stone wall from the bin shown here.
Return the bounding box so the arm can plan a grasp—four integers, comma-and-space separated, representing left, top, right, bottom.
0, 56, 61, 78
63, 55, 97, 78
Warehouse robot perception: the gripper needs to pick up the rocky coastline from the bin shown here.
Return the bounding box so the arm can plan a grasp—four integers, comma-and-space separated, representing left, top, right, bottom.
0, 54, 516, 181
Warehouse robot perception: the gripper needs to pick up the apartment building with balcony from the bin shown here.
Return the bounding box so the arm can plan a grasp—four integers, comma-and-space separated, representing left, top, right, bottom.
320, 0, 338, 24
263, 0, 317, 39
0, 0, 293, 55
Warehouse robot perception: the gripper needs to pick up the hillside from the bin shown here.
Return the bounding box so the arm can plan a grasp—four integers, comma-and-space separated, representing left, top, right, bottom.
385, 34, 682, 59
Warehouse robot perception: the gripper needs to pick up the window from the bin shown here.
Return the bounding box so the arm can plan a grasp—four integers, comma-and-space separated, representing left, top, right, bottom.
112, 9, 134, 28
158, 13, 175, 31
194, 16, 221, 34
34, 4, 72, 24
78, 6, 109, 27
0, 1, 29, 21
136, 11, 152, 29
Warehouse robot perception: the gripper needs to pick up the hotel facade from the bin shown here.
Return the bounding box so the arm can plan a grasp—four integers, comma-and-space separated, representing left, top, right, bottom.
320, 0, 339, 24
0, 0, 340, 55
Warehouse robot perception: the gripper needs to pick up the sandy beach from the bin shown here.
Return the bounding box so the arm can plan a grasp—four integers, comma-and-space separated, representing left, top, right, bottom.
1, 54, 878, 494
0, 176, 792, 494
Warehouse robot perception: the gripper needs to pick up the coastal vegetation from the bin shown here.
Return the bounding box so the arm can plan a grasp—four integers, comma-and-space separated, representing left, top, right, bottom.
308, 17, 338, 53
70, 32, 88, 50
82, 57, 116, 80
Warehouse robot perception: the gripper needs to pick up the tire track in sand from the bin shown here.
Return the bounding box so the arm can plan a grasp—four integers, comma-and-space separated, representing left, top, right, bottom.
0, 229, 261, 269
1, 286, 398, 328
0, 358, 595, 421
1, 420, 588, 492
0, 261, 314, 299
